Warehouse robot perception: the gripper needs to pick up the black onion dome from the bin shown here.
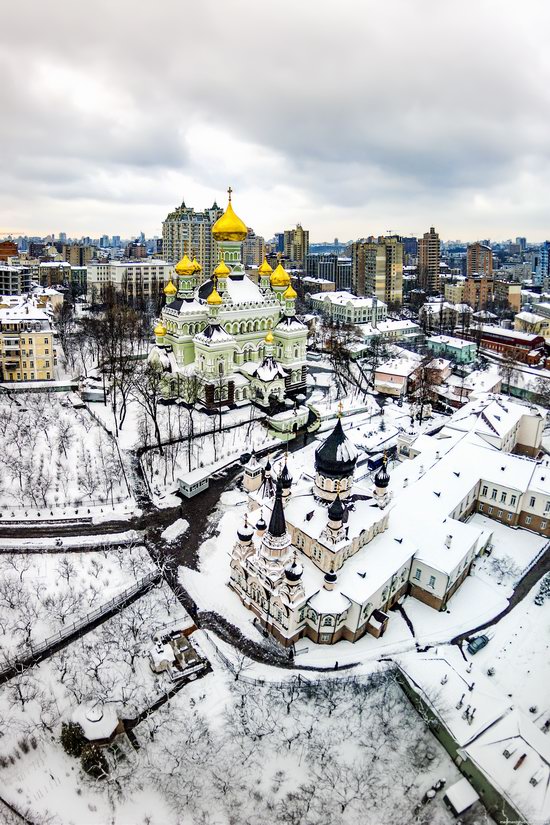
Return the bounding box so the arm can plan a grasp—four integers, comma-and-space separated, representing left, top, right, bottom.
265, 458, 272, 473
237, 515, 254, 542
374, 461, 390, 489
315, 419, 358, 480
324, 570, 338, 584
255, 514, 267, 531
280, 461, 292, 490
285, 559, 303, 581
328, 494, 344, 522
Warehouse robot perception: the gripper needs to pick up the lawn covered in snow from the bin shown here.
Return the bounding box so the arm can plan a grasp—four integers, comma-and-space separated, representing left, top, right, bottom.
0, 393, 134, 518
0, 543, 155, 660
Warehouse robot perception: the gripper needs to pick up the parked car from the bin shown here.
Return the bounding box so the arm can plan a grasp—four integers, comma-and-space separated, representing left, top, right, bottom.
467, 635, 490, 655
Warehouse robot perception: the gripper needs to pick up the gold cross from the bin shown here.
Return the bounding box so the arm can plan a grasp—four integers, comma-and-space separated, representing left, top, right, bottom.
338, 401, 344, 417
227, 186, 232, 201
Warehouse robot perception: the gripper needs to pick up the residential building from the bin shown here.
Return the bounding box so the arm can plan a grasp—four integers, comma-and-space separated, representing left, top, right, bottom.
283, 225, 309, 267
444, 279, 466, 304
463, 274, 493, 310
308, 291, 388, 325
426, 334, 476, 364
162, 199, 223, 273
513, 311, 550, 339
349, 319, 423, 356
86, 260, 173, 303
242, 229, 265, 268
306, 254, 351, 291
38, 261, 72, 287
535, 241, 549, 290
418, 227, 441, 294
0, 299, 55, 382
0, 240, 18, 261
0, 264, 31, 296
467, 242, 493, 277
62, 244, 96, 267
468, 326, 545, 365
493, 279, 521, 312
419, 299, 472, 332
351, 238, 403, 305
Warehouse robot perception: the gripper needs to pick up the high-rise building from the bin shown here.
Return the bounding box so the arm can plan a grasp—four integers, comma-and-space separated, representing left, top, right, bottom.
536, 241, 550, 290
242, 229, 265, 268
351, 237, 403, 305
283, 224, 309, 266
467, 242, 493, 277
516, 237, 527, 252
306, 254, 352, 291
418, 227, 441, 294
162, 199, 223, 274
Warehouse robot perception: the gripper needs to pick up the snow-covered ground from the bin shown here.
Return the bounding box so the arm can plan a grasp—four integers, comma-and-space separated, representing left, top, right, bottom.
0, 582, 193, 825
0, 653, 469, 825
470, 512, 547, 594
0, 393, 136, 521
463, 580, 550, 720
0, 544, 155, 659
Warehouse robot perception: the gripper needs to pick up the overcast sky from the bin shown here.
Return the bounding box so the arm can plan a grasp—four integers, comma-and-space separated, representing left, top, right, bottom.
1, 0, 549, 242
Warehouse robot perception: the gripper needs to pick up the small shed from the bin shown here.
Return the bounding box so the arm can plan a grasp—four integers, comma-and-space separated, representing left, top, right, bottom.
444, 777, 479, 815
179, 467, 209, 498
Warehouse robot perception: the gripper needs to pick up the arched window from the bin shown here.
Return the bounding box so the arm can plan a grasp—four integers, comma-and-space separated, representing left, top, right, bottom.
322, 616, 334, 626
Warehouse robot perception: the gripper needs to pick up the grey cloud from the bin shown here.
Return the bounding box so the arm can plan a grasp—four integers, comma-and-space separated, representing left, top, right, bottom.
0, 0, 549, 238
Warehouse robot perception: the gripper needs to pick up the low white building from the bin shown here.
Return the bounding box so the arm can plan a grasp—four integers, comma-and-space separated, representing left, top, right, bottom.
87, 260, 173, 302
308, 291, 388, 325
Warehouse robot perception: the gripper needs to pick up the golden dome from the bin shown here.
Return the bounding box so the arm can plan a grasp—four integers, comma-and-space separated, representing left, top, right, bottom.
258, 257, 273, 276
207, 287, 223, 306
214, 259, 230, 277
192, 257, 202, 273
164, 279, 177, 296
265, 330, 274, 344
270, 262, 291, 287
154, 321, 167, 336
212, 191, 248, 242
175, 254, 194, 276
283, 283, 297, 300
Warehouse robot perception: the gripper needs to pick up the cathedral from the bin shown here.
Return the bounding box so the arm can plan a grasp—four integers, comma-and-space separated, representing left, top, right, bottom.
150, 189, 308, 410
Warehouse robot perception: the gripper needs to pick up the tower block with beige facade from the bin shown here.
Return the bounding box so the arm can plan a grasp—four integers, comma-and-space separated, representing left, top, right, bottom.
0, 299, 55, 382
149, 189, 308, 410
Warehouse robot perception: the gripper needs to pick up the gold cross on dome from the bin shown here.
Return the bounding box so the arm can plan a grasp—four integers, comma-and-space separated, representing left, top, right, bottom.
227, 186, 233, 201
337, 401, 344, 418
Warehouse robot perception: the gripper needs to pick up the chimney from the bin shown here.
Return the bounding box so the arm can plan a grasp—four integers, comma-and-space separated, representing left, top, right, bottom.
513, 754, 527, 771
445, 534, 452, 548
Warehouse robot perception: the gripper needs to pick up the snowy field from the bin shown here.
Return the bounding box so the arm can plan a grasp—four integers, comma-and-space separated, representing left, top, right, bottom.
0, 544, 155, 659
1, 655, 470, 825
0, 393, 135, 520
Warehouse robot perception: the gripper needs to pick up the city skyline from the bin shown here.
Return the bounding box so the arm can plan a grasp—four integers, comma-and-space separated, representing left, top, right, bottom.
1, 1, 549, 240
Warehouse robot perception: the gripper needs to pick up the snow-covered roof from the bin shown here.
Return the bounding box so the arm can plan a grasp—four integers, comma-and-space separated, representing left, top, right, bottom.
358, 319, 421, 337
72, 704, 119, 741
397, 651, 512, 746
308, 586, 351, 615
464, 710, 550, 824
0, 300, 51, 323
250, 355, 288, 382
225, 275, 265, 304
194, 323, 234, 344
515, 311, 548, 324
444, 778, 479, 814
428, 334, 475, 349
310, 291, 387, 309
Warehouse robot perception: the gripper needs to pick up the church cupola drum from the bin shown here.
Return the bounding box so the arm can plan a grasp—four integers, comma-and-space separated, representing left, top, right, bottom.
314, 412, 358, 501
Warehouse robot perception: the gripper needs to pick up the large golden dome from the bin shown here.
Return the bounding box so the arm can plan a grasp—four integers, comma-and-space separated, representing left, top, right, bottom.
192, 257, 202, 273
283, 283, 297, 300
271, 262, 291, 287
212, 190, 248, 242
175, 254, 194, 276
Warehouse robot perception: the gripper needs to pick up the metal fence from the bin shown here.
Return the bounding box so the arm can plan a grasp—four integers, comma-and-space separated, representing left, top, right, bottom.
0, 569, 161, 679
